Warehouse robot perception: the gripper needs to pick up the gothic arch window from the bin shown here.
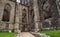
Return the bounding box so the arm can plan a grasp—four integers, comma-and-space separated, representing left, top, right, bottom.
22, 9, 27, 31
22, 0, 25, 4
30, 9, 34, 24
2, 3, 11, 22
20, 0, 30, 5
25, 0, 28, 5
42, 0, 52, 19
30, 9, 34, 20
22, 9, 27, 24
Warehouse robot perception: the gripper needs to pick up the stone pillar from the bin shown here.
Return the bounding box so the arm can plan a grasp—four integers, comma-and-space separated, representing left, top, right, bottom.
0, 0, 5, 21
56, 0, 60, 15
33, 0, 40, 32
0, 0, 6, 30
8, 2, 15, 32
14, 3, 20, 32
26, 8, 29, 31
19, 5, 22, 31
56, 0, 60, 27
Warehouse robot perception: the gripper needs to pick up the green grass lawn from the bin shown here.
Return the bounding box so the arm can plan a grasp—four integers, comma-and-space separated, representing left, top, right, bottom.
39, 30, 60, 37
0, 32, 16, 37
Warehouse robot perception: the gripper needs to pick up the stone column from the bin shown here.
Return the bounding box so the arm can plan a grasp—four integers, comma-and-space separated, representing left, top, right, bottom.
14, 3, 20, 32
0, 0, 5, 21
33, 0, 40, 32
56, 0, 60, 15
26, 8, 29, 31
19, 5, 22, 31
0, 0, 6, 30
8, 2, 15, 32
56, 0, 60, 27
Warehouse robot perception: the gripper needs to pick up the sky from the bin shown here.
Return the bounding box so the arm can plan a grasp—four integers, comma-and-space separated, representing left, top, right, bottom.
16, 0, 20, 3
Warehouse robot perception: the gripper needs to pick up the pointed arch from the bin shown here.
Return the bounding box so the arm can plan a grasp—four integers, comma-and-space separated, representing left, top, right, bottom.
2, 3, 11, 22
22, 9, 27, 24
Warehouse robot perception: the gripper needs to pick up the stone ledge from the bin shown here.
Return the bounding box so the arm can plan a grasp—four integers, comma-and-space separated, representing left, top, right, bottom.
30, 32, 50, 37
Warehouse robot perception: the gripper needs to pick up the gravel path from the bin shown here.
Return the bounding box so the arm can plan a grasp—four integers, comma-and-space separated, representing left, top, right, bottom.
16, 32, 35, 37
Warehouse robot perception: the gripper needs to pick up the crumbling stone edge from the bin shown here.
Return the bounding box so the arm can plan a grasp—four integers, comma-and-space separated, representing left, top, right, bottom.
30, 32, 50, 37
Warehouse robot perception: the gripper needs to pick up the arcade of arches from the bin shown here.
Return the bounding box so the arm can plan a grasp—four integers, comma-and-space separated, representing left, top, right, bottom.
0, 0, 60, 32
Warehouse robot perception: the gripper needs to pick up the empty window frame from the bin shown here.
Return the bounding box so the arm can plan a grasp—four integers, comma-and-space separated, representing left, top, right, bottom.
2, 4, 11, 22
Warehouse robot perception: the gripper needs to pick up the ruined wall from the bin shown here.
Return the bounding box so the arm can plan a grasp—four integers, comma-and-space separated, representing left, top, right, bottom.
0, 0, 15, 31
0, 0, 29, 31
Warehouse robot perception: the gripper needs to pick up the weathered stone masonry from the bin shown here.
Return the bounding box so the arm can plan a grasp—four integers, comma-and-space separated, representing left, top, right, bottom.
0, 0, 60, 32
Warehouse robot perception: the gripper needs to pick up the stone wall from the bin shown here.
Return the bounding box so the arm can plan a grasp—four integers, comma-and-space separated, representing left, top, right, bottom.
0, 0, 15, 31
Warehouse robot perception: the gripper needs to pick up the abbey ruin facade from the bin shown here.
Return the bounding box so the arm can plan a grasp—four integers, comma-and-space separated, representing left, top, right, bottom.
0, 0, 60, 32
